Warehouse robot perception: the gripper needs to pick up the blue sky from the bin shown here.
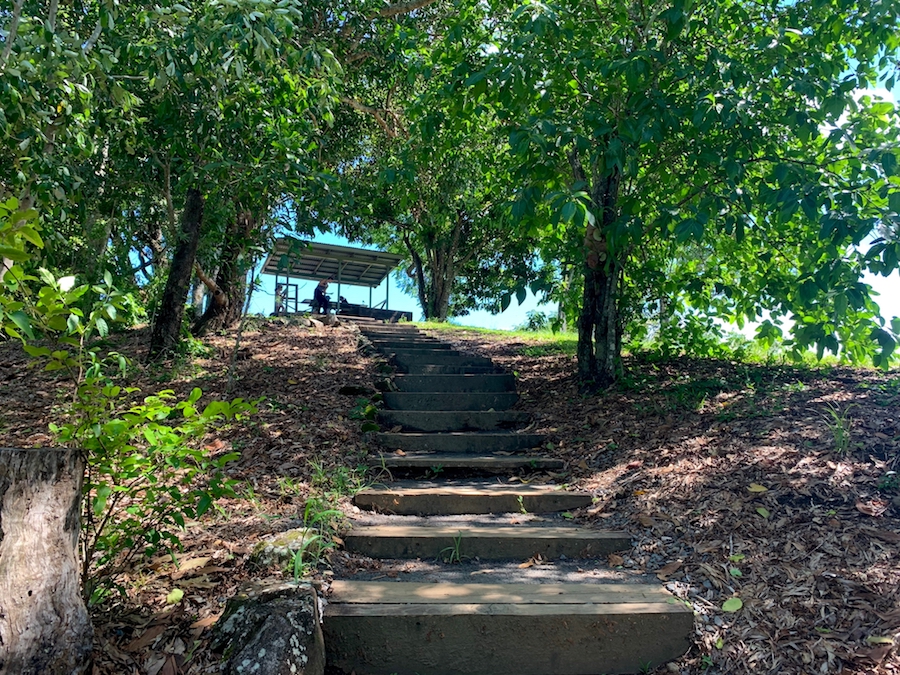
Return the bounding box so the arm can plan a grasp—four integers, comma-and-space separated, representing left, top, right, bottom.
250, 227, 898, 333
249, 229, 553, 328
249, 86, 900, 331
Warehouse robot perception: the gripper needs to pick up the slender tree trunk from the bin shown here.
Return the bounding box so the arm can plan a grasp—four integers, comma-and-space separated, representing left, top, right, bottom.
402, 232, 430, 318
576, 168, 622, 391
431, 260, 453, 321
192, 211, 254, 336
0, 448, 92, 675
577, 265, 621, 390
191, 279, 207, 319
149, 187, 203, 359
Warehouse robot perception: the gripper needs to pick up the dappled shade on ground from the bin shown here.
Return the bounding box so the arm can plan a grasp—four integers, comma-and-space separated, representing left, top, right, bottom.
0, 319, 897, 674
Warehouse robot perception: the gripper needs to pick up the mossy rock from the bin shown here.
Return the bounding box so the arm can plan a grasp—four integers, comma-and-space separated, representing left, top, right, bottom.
251, 528, 323, 568
211, 581, 325, 675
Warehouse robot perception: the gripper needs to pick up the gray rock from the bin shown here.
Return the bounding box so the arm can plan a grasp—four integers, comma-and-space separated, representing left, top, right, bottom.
251, 528, 322, 568
211, 581, 325, 675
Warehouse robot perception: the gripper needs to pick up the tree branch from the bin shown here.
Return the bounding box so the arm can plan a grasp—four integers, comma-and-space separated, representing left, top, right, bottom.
83, 19, 103, 54
194, 262, 219, 294
568, 148, 587, 186
379, 0, 440, 19
341, 97, 398, 138
0, 0, 26, 75
47, 0, 59, 31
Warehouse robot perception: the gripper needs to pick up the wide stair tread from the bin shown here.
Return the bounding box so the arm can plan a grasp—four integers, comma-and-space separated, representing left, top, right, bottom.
324, 580, 694, 675
383, 391, 519, 411
344, 523, 630, 560
377, 430, 543, 453
378, 410, 530, 432
370, 452, 562, 472
390, 373, 516, 392
354, 479, 591, 515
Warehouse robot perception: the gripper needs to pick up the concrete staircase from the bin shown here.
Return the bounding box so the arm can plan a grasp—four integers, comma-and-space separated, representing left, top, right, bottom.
324, 321, 692, 675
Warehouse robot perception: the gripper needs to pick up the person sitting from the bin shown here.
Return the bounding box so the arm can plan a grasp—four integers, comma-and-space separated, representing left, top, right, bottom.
274, 284, 287, 315
312, 278, 331, 314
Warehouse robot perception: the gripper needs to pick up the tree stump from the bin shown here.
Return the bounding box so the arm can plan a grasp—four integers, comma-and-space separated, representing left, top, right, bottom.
0, 448, 92, 675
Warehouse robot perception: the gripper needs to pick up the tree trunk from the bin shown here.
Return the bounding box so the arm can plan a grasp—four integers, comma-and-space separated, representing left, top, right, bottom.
149, 187, 203, 359
577, 264, 621, 390
192, 211, 254, 337
429, 264, 453, 322
576, 168, 622, 391
419, 245, 454, 321
191, 279, 207, 319
0, 448, 92, 675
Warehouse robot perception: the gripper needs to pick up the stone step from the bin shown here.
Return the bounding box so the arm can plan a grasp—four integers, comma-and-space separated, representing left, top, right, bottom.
402, 364, 501, 375
359, 326, 423, 335
378, 410, 530, 432
372, 344, 452, 354
365, 333, 440, 341
391, 374, 516, 393
392, 353, 494, 370
369, 337, 451, 351
383, 392, 518, 411
377, 431, 543, 453
324, 580, 693, 675
343, 524, 630, 560
354, 480, 592, 515
370, 452, 563, 472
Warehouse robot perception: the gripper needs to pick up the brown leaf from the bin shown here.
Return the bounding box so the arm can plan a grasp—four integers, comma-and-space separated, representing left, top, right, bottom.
160, 655, 179, 675
393, 449, 406, 456
853, 644, 894, 666
170, 556, 211, 580
637, 514, 655, 528
179, 576, 218, 589
124, 624, 166, 652
189, 615, 219, 630
191, 565, 230, 576
696, 540, 723, 554
655, 560, 683, 580
861, 527, 900, 543
856, 499, 889, 517
608, 554, 624, 566
518, 559, 535, 569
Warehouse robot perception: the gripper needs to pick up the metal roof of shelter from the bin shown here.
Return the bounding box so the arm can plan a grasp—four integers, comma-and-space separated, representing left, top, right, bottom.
261, 238, 404, 288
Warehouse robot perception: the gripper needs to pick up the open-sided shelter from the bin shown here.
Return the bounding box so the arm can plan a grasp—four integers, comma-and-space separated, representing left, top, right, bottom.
261, 238, 413, 322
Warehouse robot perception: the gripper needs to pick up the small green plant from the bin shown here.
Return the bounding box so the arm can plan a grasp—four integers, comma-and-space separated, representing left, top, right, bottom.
290, 533, 325, 582
877, 471, 899, 493
425, 464, 445, 479
439, 532, 465, 564
821, 402, 856, 454
517, 495, 528, 514
1, 231, 256, 602
277, 476, 304, 498
310, 460, 369, 500
302, 496, 345, 534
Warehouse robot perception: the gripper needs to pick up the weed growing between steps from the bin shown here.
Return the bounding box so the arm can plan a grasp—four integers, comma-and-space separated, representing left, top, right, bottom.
288, 460, 370, 579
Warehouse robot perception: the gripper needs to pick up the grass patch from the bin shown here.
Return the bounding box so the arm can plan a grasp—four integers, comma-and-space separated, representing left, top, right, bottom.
414, 321, 578, 355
